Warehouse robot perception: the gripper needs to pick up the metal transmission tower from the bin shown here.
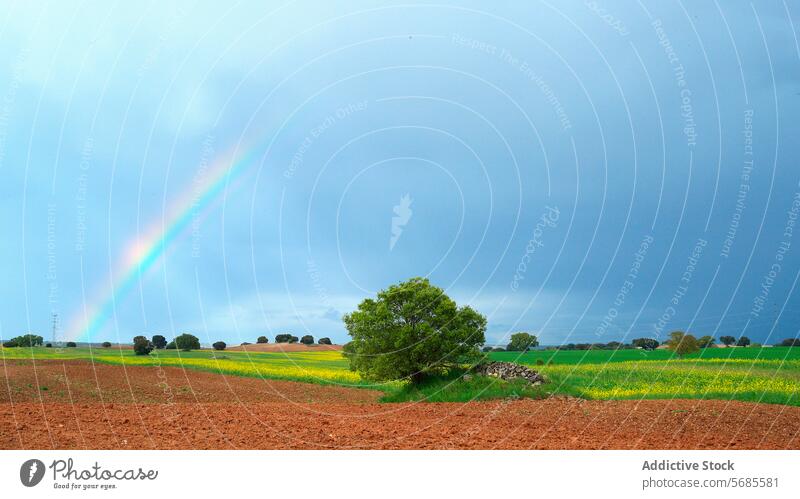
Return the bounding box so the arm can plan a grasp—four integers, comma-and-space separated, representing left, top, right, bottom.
51, 313, 58, 345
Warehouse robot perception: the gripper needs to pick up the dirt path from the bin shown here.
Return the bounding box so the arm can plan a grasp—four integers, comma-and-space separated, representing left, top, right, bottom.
2, 361, 799, 449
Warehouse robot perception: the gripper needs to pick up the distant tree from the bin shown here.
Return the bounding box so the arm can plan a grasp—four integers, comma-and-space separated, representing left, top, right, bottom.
300, 335, 314, 345
133, 337, 154, 356
2, 340, 18, 348
151, 335, 167, 349
666, 331, 699, 358
165, 341, 176, 350
605, 341, 623, 350
101, 341, 112, 348
45, 343, 53, 348
780, 338, 800, 347
491, 347, 505, 352
241, 342, 251, 346
482, 346, 493, 353
275, 334, 292, 343
720, 335, 736, 347
697, 335, 716, 348
632, 338, 660, 350
343, 277, 486, 384
212, 341, 226, 351
174, 333, 200, 351
736, 336, 751, 347
257, 336, 269, 344
66, 341, 77, 348
506, 332, 539, 351
318, 337, 332, 345
13, 334, 44, 347
289, 335, 299, 344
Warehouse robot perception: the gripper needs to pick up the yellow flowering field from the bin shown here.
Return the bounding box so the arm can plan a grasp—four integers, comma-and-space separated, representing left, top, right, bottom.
539, 360, 800, 406
3, 346, 799, 405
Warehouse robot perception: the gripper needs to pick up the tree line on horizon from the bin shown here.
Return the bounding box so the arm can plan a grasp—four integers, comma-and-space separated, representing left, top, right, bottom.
127, 332, 334, 355
481, 334, 800, 353
0, 332, 335, 353
2, 329, 800, 354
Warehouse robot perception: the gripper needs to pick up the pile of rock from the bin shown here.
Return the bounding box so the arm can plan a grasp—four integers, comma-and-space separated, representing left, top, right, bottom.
474, 361, 545, 385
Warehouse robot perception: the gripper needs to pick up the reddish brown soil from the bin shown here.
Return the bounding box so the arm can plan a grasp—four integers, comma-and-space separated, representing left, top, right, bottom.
0, 360, 379, 404
2, 361, 799, 449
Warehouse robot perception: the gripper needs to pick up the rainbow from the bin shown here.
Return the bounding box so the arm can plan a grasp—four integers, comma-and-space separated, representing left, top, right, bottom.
66, 140, 262, 342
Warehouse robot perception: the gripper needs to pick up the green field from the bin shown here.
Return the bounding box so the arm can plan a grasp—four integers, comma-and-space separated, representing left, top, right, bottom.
490, 346, 800, 364
2, 346, 799, 405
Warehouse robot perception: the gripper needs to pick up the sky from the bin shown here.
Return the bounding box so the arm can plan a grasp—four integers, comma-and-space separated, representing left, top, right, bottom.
1, 0, 799, 347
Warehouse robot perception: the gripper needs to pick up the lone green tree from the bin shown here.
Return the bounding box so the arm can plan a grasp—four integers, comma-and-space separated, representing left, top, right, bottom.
257, 336, 269, 344
13, 334, 44, 347
174, 333, 200, 351
666, 331, 699, 358
736, 336, 751, 347
133, 336, 154, 356
343, 277, 486, 383
697, 335, 716, 348
720, 335, 736, 347
506, 332, 539, 351
632, 338, 660, 350
151, 335, 167, 349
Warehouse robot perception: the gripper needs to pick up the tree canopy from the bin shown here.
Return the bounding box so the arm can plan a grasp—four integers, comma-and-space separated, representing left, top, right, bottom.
343, 277, 486, 383
151, 335, 167, 349
506, 332, 539, 351
666, 331, 699, 358
697, 335, 716, 348
133, 336, 154, 356
9, 334, 44, 347
174, 333, 200, 351
632, 338, 660, 350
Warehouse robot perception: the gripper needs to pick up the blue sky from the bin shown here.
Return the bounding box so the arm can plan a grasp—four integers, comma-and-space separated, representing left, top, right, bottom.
1, 1, 799, 346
